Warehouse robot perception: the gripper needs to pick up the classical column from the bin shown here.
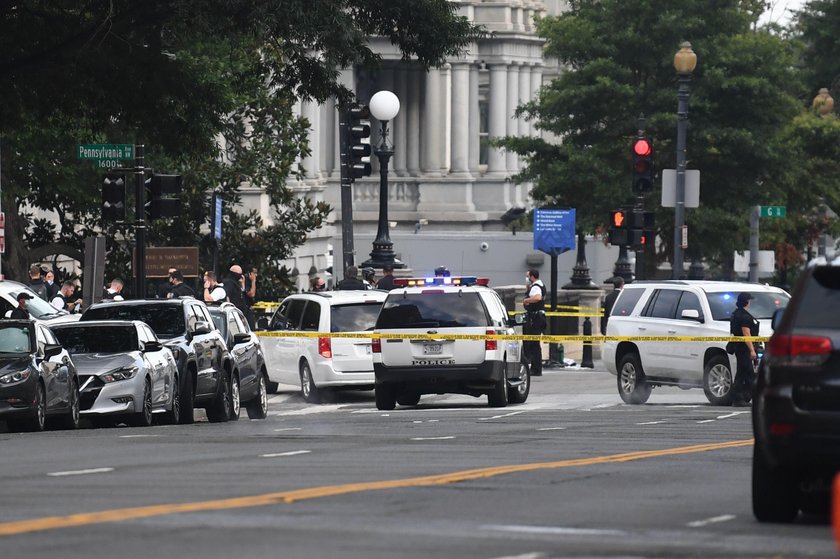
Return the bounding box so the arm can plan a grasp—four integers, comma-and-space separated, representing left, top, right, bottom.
468, 64, 480, 175
320, 101, 334, 178
300, 101, 320, 180
486, 63, 508, 177
394, 67, 408, 177
375, 67, 395, 171
449, 62, 471, 177
422, 67, 442, 176
530, 65, 543, 138
441, 63, 451, 173
518, 65, 531, 137
406, 67, 421, 176
505, 64, 520, 173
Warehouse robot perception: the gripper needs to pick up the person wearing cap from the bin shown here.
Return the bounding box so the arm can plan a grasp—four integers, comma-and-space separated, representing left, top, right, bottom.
376, 264, 396, 291
361, 267, 376, 289
10, 292, 33, 319
730, 292, 759, 406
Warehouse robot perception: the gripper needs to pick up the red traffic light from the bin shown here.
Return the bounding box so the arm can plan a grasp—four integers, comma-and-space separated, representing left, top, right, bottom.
633, 139, 651, 156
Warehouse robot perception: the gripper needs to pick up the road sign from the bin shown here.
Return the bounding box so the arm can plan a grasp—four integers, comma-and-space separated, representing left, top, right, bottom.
0, 237, 5, 254
760, 206, 786, 218
661, 170, 700, 208
77, 144, 134, 161
534, 208, 576, 256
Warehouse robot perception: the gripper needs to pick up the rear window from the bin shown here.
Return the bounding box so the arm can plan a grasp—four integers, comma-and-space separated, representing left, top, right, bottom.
706, 291, 789, 321
376, 292, 488, 329
55, 325, 139, 353
330, 303, 382, 332
793, 267, 840, 328
612, 288, 645, 317
81, 305, 186, 338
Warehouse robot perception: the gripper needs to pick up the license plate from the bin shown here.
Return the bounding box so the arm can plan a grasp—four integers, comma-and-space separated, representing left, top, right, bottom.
423, 343, 442, 355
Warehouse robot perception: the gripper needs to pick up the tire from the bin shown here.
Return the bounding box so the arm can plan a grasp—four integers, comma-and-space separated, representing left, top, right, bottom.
300, 362, 320, 404
129, 378, 154, 427
753, 442, 799, 522
487, 377, 509, 408
60, 378, 80, 430
375, 384, 397, 411
206, 372, 232, 423
229, 372, 240, 421
266, 380, 279, 394
617, 352, 651, 405
397, 392, 421, 406
160, 375, 181, 425
704, 354, 734, 406
508, 361, 531, 404
9, 382, 47, 433
246, 372, 269, 420
178, 369, 195, 425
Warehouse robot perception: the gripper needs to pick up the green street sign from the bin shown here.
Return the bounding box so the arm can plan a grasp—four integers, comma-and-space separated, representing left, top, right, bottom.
77, 143, 134, 161
760, 206, 786, 218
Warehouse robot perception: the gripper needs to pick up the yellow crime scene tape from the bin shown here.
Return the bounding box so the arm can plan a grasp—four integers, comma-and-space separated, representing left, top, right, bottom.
255, 331, 769, 343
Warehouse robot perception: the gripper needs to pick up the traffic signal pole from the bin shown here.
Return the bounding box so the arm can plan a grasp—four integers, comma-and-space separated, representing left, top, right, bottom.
134, 144, 146, 298
338, 110, 355, 273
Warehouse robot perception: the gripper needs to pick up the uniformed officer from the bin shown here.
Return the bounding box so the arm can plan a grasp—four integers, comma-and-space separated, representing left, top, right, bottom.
10, 292, 33, 319
730, 292, 759, 406
523, 269, 546, 376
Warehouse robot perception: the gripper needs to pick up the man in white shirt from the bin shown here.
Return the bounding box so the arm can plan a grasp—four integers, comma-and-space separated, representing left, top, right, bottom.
522, 269, 546, 376
203, 271, 227, 303
52, 281, 83, 313
103, 278, 125, 301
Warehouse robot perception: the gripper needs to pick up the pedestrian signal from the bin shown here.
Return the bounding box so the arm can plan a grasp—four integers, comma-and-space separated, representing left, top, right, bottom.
102, 174, 126, 221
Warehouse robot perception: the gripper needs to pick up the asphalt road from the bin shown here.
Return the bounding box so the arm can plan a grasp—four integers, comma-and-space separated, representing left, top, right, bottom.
1, 365, 835, 559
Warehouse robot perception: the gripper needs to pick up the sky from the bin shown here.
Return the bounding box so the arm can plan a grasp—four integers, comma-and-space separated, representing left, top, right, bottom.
759, 0, 807, 26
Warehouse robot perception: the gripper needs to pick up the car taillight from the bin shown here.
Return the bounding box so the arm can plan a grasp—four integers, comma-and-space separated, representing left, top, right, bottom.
768, 335, 832, 366
485, 329, 497, 351
371, 338, 381, 353
318, 337, 332, 358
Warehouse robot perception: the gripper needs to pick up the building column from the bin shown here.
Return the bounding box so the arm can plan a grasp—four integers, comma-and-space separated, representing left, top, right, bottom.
505, 64, 520, 173
375, 67, 395, 171
394, 67, 408, 177
518, 65, 532, 137
486, 63, 508, 177
320, 101, 334, 178
422, 68, 442, 176
450, 62, 471, 177
406, 67, 421, 176
301, 101, 321, 180
530, 65, 543, 138
468, 64, 480, 175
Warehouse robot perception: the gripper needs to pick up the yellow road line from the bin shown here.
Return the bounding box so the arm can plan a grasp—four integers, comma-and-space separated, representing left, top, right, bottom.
0, 439, 752, 537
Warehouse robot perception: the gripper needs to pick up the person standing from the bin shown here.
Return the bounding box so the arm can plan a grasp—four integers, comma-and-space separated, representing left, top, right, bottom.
168, 271, 196, 298
203, 271, 227, 303
336, 266, 366, 290
158, 267, 177, 299
376, 264, 397, 291
27, 265, 49, 301
310, 276, 327, 291
10, 292, 33, 319
522, 269, 547, 376
52, 281, 83, 313
361, 267, 376, 289
44, 269, 59, 300
601, 276, 625, 335
730, 292, 759, 407
244, 267, 258, 308
224, 265, 256, 328
102, 278, 125, 301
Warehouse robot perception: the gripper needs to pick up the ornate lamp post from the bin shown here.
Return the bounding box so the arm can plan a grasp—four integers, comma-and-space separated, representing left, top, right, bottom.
362, 90, 405, 269
672, 41, 697, 279
813, 87, 834, 116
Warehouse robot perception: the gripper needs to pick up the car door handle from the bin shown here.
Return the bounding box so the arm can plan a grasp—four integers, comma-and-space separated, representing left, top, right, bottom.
638, 327, 647, 332
667, 330, 677, 334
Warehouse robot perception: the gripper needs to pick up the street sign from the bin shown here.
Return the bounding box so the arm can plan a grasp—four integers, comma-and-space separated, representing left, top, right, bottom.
0, 212, 5, 228
0, 237, 5, 254
77, 144, 134, 161
760, 206, 786, 218
661, 170, 700, 208
213, 196, 223, 241
533, 208, 576, 256
680, 225, 688, 249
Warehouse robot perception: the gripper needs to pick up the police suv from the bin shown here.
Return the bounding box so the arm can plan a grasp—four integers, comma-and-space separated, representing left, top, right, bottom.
371, 276, 530, 410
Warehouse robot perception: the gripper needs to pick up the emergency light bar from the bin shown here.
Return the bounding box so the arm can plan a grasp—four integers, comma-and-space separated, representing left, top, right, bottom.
393, 276, 489, 287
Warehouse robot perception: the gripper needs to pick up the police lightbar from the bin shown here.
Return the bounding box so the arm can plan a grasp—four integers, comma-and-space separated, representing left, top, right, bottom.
393, 276, 489, 287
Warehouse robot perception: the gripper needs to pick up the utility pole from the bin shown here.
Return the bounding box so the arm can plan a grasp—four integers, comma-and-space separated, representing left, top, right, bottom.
134, 144, 146, 298
749, 205, 759, 283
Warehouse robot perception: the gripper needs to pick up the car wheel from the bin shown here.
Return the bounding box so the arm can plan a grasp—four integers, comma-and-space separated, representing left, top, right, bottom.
246, 372, 269, 420
178, 369, 195, 425
753, 442, 799, 522
487, 376, 509, 408
160, 375, 181, 425
397, 392, 421, 406
508, 361, 531, 404
266, 380, 279, 394
704, 355, 734, 406
10, 382, 47, 432
60, 378, 80, 430
617, 352, 651, 405
375, 385, 396, 411
229, 373, 241, 421
300, 362, 320, 404
130, 378, 153, 427
206, 372, 232, 423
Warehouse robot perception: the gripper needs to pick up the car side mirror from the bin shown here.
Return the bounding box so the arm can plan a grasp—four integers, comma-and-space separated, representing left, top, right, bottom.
43, 343, 63, 359
232, 332, 251, 346
192, 320, 212, 335
143, 340, 163, 352
255, 317, 269, 331
680, 309, 703, 322
771, 308, 785, 331
507, 313, 525, 327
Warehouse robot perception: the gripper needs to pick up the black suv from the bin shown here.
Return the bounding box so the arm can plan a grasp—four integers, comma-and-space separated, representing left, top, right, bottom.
81, 299, 234, 424
753, 263, 840, 522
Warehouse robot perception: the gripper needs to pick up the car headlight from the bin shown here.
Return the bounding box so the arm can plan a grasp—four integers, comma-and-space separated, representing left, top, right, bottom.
101, 366, 139, 383
0, 370, 31, 385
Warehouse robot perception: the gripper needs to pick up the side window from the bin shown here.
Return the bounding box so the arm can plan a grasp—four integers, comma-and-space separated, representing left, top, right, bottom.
645, 289, 682, 319
199, 305, 214, 325
137, 326, 153, 345
233, 311, 249, 333
269, 301, 291, 330
186, 306, 201, 330
612, 288, 645, 317
675, 292, 704, 321
300, 301, 321, 331
42, 327, 59, 345
285, 300, 306, 331
483, 293, 508, 327
0, 297, 14, 318
228, 315, 242, 336
35, 325, 48, 352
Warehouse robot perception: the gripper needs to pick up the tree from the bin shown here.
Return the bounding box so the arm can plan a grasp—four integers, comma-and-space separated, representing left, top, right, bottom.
0, 1, 481, 294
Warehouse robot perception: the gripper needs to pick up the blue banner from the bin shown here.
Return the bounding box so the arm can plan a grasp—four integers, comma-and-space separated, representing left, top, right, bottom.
533, 208, 576, 256
214, 196, 223, 241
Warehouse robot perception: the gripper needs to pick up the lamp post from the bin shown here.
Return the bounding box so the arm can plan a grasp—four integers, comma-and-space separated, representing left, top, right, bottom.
672, 41, 697, 279
362, 90, 405, 269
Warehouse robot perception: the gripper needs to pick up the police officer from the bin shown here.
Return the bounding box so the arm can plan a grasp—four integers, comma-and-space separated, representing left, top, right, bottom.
10, 292, 33, 319
730, 292, 759, 406
361, 267, 376, 289
523, 269, 546, 376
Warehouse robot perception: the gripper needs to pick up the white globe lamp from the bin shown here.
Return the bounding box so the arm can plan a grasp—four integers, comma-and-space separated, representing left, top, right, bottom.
369, 90, 400, 122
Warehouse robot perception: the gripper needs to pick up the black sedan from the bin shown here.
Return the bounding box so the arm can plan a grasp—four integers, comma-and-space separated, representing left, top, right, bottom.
208, 303, 268, 419
0, 320, 80, 432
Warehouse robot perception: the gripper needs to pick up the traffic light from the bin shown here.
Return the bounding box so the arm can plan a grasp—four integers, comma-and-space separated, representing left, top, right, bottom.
607, 209, 629, 246
632, 136, 654, 193
145, 174, 182, 219
628, 209, 655, 249
102, 174, 126, 221
347, 105, 372, 179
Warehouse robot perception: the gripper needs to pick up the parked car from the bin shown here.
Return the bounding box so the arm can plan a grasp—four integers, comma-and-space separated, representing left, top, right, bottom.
80, 299, 234, 423
208, 303, 268, 419
0, 280, 79, 325
372, 276, 529, 410
753, 261, 840, 522
260, 290, 387, 403
602, 280, 789, 405
0, 319, 79, 432
52, 320, 180, 427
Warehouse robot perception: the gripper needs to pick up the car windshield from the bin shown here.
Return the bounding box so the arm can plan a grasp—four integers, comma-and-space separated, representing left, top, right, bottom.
376, 292, 488, 329
20, 289, 67, 319
54, 325, 139, 353
0, 324, 32, 353
209, 311, 227, 337
82, 305, 185, 338
706, 291, 790, 321
330, 303, 383, 332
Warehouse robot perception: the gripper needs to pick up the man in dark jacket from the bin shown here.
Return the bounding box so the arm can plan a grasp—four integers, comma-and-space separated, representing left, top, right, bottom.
224, 265, 256, 328
601, 276, 624, 335
336, 266, 367, 290
10, 292, 33, 319
376, 264, 397, 291
168, 271, 195, 298
28, 265, 49, 301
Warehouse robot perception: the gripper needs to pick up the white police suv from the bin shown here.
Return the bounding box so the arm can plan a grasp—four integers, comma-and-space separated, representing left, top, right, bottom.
371, 276, 529, 410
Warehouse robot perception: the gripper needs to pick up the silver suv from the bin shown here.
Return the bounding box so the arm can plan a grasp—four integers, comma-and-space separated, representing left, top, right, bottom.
372, 277, 529, 410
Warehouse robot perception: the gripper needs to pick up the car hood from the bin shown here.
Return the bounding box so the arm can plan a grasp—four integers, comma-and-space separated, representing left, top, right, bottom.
72, 353, 140, 375
0, 355, 32, 374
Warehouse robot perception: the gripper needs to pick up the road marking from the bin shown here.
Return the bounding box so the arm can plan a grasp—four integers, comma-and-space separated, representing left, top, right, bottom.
410, 436, 455, 441
0, 438, 753, 537
269, 404, 344, 416
536, 427, 566, 431
482, 524, 626, 537
488, 552, 546, 559
697, 419, 717, 424
717, 412, 749, 420
259, 450, 311, 458
480, 411, 525, 421
636, 421, 666, 425
273, 428, 302, 432
47, 468, 114, 477
119, 434, 159, 438
687, 514, 735, 528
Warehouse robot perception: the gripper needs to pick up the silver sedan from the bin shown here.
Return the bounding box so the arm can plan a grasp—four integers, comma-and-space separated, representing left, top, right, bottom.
51, 320, 179, 427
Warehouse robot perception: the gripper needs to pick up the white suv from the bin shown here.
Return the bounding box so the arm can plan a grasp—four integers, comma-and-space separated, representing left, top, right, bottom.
602, 281, 789, 405
371, 277, 529, 410
260, 290, 388, 403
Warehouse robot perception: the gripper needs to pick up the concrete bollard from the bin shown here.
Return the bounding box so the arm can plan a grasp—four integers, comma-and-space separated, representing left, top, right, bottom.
581, 317, 594, 368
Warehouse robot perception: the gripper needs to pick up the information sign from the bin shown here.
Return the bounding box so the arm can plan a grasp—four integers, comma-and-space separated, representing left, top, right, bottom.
533, 208, 576, 256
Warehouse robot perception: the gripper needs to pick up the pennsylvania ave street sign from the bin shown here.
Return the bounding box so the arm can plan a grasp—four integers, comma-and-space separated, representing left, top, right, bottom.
77, 144, 134, 161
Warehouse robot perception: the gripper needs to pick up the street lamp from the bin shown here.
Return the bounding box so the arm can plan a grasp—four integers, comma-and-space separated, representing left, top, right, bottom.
813, 87, 834, 116
672, 41, 697, 279
362, 90, 405, 269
